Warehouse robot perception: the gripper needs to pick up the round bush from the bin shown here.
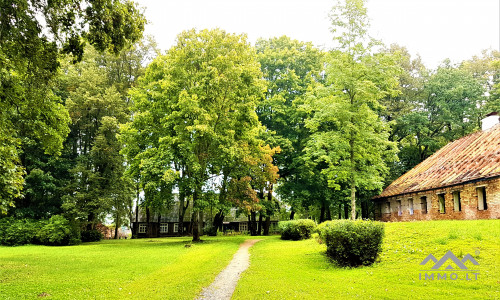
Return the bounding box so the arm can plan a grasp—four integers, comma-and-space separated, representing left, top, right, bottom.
279, 219, 316, 240
317, 220, 384, 267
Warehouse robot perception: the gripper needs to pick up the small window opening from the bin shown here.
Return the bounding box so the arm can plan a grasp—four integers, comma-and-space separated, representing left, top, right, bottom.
408, 198, 414, 215
420, 196, 428, 214
386, 202, 391, 214
477, 187, 487, 210
397, 200, 402, 216
438, 194, 446, 214
453, 191, 461, 212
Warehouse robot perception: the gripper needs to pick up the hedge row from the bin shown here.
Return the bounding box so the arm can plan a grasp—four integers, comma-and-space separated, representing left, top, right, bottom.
0, 216, 101, 246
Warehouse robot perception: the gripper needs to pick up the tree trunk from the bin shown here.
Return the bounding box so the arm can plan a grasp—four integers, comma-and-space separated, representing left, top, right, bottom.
344, 203, 349, 220
178, 190, 185, 236
263, 215, 271, 235
338, 203, 342, 219
133, 193, 139, 238
114, 211, 120, 239
87, 212, 95, 231
213, 210, 224, 232
320, 202, 326, 223
192, 189, 200, 242
326, 205, 332, 221
350, 180, 356, 220
257, 212, 263, 235
146, 207, 151, 238
290, 209, 295, 220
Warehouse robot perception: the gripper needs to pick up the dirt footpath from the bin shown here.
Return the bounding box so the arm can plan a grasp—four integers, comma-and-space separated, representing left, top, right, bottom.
197, 239, 261, 300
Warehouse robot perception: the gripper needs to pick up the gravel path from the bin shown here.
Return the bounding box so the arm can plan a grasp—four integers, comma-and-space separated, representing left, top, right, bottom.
197, 239, 261, 300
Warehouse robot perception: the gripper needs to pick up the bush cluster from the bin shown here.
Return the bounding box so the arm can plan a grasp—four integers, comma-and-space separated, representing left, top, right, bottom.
279, 219, 316, 240
317, 220, 384, 267
0, 215, 80, 246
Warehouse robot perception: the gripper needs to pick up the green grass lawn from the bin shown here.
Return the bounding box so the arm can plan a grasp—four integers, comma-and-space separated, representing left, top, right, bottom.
233, 220, 500, 299
1, 220, 498, 299
0, 236, 247, 300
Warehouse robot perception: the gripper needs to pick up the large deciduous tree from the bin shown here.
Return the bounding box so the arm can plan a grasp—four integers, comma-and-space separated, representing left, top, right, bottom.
123, 29, 270, 241
255, 36, 324, 219
304, 0, 399, 220
0, 0, 145, 214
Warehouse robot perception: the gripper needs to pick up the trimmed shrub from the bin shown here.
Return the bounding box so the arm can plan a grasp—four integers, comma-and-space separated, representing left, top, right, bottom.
81, 229, 103, 242
37, 215, 80, 246
279, 219, 316, 240
317, 220, 384, 267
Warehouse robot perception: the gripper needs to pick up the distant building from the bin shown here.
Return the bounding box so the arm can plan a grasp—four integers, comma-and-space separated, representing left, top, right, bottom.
373, 113, 500, 221
131, 196, 281, 238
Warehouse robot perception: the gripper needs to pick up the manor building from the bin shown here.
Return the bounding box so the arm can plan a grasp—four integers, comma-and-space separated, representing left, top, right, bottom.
373, 113, 500, 221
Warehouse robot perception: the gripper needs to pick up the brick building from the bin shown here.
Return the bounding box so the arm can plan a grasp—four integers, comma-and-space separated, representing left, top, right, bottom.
373, 113, 500, 221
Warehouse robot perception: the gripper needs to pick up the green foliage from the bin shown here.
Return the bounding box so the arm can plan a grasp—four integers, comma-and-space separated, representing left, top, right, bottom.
0, 217, 44, 246
37, 215, 80, 246
123, 28, 270, 241
0, 0, 145, 214
81, 229, 103, 242
256, 36, 325, 216
279, 219, 316, 240
304, 0, 400, 220
317, 220, 384, 267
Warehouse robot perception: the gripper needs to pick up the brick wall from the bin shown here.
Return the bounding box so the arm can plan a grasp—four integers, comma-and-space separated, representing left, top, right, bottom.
374, 177, 500, 221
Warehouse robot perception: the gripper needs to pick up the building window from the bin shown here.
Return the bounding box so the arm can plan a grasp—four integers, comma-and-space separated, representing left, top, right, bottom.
420, 196, 428, 214
453, 191, 461, 212
477, 187, 487, 210
173, 223, 179, 233
438, 194, 446, 214
160, 223, 168, 233
408, 198, 414, 215
138, 224, 147, 233
397, 200, 402, 216
386, 202, 391, 214
239, 222, 248, 232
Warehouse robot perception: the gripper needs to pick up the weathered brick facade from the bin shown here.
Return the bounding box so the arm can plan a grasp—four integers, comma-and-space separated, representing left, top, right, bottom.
373, 118, 500, 222
374, 177, 500, 221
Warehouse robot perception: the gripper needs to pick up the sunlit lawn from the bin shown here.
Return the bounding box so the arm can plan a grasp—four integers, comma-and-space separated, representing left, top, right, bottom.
1, 220, 498, 299
233, 220, 499, 299
0, 236, 247, 300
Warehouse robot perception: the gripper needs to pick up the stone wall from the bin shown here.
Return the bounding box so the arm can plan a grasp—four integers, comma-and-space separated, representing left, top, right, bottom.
374, 177, 500, 221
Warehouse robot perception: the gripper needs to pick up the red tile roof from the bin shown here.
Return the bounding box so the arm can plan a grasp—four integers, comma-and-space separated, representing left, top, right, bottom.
375, 123, 500, 199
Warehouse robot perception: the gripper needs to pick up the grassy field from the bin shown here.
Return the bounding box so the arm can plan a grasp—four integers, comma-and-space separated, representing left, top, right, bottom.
0, 220, 498, 299
233, 220, 499, 299
0, 236, 247, 299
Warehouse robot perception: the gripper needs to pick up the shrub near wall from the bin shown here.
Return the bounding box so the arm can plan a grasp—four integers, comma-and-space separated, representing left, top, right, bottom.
317, 220, 384, 267
279, 219, 316, 240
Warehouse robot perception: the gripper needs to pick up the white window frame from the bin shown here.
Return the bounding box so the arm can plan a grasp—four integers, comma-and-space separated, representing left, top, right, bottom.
239, 222, 248, 232
173, 223, 179, 233
160, 223, 168, 233
138, 224, 147, 233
